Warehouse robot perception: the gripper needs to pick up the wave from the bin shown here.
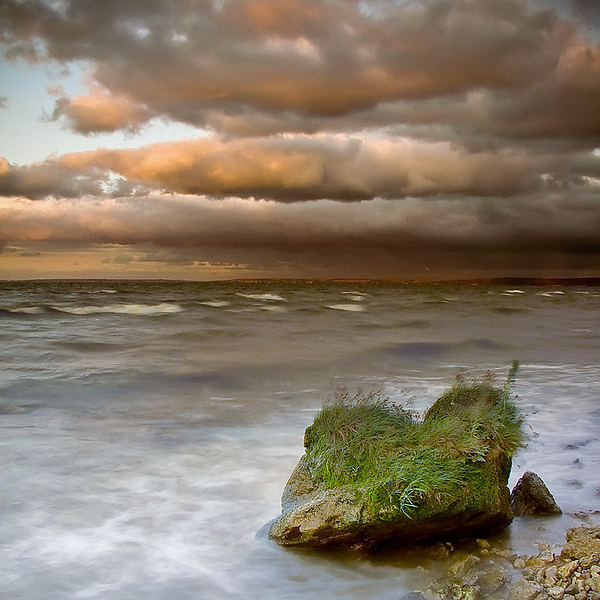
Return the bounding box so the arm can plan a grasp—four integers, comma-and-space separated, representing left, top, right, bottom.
0, 306, 47, 315
537, 291, 566, 297
341, 294, 368, 302
200, 301, 231, 308
2, 303, 184, 317
325, 303, 366, 312
259, 305, 287, 312
236, 293, 285, 302
55, 303, 184, 316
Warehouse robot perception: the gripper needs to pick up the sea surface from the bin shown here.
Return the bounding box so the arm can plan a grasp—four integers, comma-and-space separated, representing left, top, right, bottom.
1, 279, 599, 600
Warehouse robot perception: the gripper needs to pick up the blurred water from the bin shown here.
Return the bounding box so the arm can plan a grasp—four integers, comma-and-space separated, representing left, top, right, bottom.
0, 280, 599, 599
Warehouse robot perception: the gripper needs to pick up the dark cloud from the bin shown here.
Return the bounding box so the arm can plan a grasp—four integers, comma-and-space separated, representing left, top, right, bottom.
572, 0, 600, 26
0, 192, 597, 254
0, 156, 147, 199
0, 156, 104, 198
3, 132, 599, 202
1, 193, 599, 277
1, 0, 599, 142
1, 0, 599, 278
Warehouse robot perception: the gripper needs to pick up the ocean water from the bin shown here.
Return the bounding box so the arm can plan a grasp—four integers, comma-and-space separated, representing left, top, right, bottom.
1, 279, 599, 600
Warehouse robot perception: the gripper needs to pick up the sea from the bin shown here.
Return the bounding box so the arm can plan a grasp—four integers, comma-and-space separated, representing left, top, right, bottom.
1, 279, 599, 600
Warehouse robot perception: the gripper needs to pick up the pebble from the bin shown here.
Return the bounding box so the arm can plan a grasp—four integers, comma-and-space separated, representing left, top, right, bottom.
514, 557, 528, 570
557, 560, 579, 579
546, 585, 564, 599
447, 554, 480, 579
509, 579, 543, 600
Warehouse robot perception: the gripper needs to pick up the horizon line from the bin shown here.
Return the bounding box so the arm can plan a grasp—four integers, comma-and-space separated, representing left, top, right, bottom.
2, 276, 600, 286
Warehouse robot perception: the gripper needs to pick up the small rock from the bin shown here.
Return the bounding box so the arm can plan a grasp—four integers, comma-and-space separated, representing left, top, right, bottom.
544, 565, 558, 587
514, 556, 528, 569
428, 541, 455, 559
579, 553, 600, 569
564, 580, 581, 595
520, 567, 535, 581
422, 580, 447, 600
557, 560, 579, 580
510, 579, 544, 600
447, 554, 480, 579
562, 526, 600, 561
527, 552, 555, 568
477, 566, 508, 594
400, 592, 427, 600
453, 584, 478, 600
546, 585, 565, 599
510, 471, 562, 516
535, 568, 545, 584
476, 538, 491, 549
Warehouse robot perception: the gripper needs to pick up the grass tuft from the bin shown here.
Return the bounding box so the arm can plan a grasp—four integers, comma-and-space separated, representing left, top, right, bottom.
303, 367, 525, 520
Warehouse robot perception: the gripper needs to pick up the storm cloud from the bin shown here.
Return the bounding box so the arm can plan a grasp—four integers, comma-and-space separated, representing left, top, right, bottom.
2, 0, 600, 138
1, 0, 599, 278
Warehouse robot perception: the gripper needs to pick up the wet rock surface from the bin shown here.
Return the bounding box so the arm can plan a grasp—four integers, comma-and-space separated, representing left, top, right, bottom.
410, 526, 600, 600
268, 452, 514, 549
510, 471, 562, 517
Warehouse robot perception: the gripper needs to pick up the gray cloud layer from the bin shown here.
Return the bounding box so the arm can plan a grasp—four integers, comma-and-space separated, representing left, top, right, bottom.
2, 0, 600, 141
2, 193, 599, 277
0, 135, 561, 201
1, 0, 599, 276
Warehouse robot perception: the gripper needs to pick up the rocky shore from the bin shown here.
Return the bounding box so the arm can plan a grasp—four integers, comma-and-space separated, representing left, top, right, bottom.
407, 524, 600, 600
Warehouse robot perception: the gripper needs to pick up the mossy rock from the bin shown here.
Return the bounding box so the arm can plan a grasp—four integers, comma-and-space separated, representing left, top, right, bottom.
269, 370, 524, 550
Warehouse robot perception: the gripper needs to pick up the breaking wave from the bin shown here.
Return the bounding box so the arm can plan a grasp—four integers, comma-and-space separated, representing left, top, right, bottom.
1, 303, 184, 316
325, 303, 366, 312
57, 303, 184, 316
236, 293, 286, 302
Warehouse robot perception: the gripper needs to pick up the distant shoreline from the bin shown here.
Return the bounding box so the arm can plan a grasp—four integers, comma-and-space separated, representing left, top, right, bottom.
1, 276, 600, 286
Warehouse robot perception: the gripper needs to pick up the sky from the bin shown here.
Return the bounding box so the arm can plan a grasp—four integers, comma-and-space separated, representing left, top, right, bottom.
1, 0, 600, 281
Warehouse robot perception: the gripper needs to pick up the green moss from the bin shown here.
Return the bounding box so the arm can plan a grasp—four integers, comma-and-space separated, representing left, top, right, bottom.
303, 365, 525, 521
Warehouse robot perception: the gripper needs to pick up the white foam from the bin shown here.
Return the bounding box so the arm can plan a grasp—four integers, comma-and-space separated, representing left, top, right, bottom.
260, 305, 287, 312
325, 303, 365, 312
236, 293, 285, 302
55, 303, 184, 316
342, 294, 367, 302
7, 306, 45, 314
503, 289, 525, 294
201, 301, 230, 308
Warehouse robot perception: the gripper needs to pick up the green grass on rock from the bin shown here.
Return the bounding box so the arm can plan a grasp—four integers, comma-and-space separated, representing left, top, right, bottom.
303, 363, 525, 521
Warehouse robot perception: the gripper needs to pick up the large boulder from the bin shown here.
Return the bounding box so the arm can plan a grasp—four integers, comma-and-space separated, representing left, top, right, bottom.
269, 372, 525, 550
